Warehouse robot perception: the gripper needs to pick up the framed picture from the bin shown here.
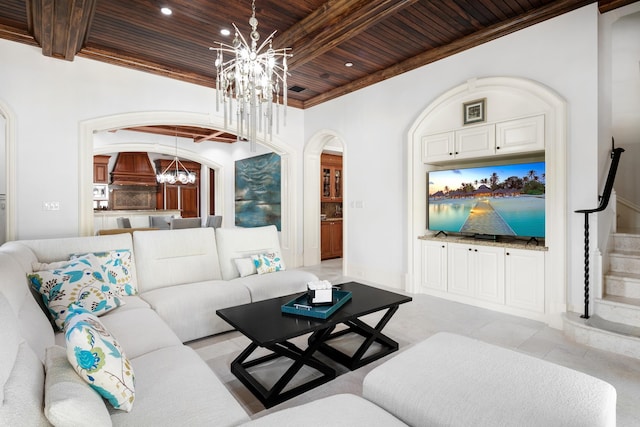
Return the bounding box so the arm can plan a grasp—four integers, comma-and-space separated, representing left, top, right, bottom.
463, 98, 486, 125
93, 184, 108, 201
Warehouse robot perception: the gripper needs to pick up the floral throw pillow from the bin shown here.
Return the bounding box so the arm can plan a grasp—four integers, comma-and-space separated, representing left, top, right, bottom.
28, 254, 123, 330
64, 304, 135, 412
251, 252, 285, 275
71, 250, 137, 296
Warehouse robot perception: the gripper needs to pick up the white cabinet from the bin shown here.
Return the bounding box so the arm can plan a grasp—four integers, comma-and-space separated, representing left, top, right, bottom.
422, 125, 494, 163
422, 115, 544, 164
495, 115, 544, 154
422, 131, 454, 163
454, 125, 495, 161
420, 239, 544, 316
505, 248, 545, 313
421, 240, 448, 292
447, 243, 504, 303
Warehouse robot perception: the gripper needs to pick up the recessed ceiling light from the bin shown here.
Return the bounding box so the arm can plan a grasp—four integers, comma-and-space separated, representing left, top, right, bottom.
345, 62, 353, 67
161, 7, 172, 16
220, 29, 231, 36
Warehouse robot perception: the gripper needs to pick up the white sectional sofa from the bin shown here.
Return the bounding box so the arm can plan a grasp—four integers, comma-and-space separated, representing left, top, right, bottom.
0, 225, 618, 426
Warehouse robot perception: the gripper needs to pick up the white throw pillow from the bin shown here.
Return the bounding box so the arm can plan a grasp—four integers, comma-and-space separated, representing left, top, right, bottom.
44, 345, 112, 427
28, 254, 124, 330
71, 249, 137, 296
234, 257, 257, 277
64, 305, 135, 412
251, 252, 286, 275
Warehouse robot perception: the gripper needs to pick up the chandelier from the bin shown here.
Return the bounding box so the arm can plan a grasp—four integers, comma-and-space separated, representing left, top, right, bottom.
210, 0, 292, 151
156, 130, 197, 185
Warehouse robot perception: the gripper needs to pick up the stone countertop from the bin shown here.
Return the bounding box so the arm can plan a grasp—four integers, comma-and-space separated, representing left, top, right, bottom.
418, 234, 548, 251
321, 218, 343, 221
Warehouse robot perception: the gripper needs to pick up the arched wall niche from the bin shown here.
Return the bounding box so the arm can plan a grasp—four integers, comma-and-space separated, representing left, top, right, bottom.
406, 76, 567, 328
79, 111, 298, 264
0, 99, 16, 243
303, 130, 347, 267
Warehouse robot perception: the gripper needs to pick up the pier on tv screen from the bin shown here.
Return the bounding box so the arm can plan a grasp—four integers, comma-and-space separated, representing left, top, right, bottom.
427, 161, 545, 238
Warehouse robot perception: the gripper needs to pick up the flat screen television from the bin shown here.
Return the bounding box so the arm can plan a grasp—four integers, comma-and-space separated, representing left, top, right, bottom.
427, 161, 545, 240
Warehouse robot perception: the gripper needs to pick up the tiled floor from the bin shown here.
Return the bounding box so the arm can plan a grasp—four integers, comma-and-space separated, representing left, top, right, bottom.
189, 258, 640, 425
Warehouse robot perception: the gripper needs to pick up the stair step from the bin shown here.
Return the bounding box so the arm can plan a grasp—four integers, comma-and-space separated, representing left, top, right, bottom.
609, 250, 640, 274
564, 312, 640, 359
613, 232, 640, 251
594, 296, 640, 328
605, 271, 640, 298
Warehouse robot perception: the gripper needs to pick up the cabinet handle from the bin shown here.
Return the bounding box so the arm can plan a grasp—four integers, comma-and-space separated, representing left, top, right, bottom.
455, 151, 459, 155
496, 146, 500, 150
506, 252, 510, 256
468, 248, 472, 251
449, 152, 453, 156
474, 249, 478, 252
442, 245, 445, 248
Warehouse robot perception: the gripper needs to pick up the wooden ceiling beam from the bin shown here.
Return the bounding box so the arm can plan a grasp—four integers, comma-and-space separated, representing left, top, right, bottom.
598, 0, 639, 13
278, 0, 419, 70
302, 0, 596, 108
28, 0, 96, 60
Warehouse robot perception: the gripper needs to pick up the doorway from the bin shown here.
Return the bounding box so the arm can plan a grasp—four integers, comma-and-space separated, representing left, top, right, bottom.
303, 131, 346, 269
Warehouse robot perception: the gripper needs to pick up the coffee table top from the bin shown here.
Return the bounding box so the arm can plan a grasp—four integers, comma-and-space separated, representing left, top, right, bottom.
216, 281, 412, 346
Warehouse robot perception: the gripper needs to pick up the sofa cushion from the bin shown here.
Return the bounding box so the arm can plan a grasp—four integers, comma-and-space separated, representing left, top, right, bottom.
252, 251, 285, 274
44, 345, 112, 427
363, 332, 617, 427
0, 293, 49, 426
240, 394, 408, 426
28, 254, 124, 330
141, 280, 251, 342
235, 256, 258, 277
215, 225, 285, 280
71, 249, 137, 296
133, 228, 222, 292
233, 270, 315, 302
108, 345, 250, 426
0, 251, 55, 363
65, 305, 135, 412
98, 304, 183, 359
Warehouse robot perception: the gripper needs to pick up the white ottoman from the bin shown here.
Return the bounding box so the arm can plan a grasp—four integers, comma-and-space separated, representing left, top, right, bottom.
363, 332, 617, 427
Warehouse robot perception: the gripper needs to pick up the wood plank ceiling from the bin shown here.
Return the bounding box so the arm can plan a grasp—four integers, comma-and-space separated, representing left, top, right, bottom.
0, 0, 635, 142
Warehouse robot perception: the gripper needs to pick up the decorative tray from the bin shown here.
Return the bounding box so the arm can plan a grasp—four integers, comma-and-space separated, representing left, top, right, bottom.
281, 290, 352, 319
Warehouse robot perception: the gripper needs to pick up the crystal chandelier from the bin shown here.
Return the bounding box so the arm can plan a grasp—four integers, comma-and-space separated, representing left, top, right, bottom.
156, 130, 196, 185
210, 0, 292, 151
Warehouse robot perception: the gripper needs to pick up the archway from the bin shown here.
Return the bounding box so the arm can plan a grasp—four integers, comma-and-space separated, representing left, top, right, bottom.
406, 76, 567, 327
303, 130, 347, 266
79, 111, 298, 263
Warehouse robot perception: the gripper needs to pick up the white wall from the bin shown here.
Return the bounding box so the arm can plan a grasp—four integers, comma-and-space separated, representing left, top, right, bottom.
0, 39, 304, 247
305, 5, 600, 309
611, 9, 640, 204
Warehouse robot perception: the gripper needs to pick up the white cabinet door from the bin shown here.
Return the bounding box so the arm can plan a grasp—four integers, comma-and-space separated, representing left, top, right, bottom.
421, 240, 448, 292
495, 115, 544, 155
473, 245, 505, 304
505, 248, 545, 313
422, 131, 455, 163
447, 243, 473, 297
454, 124, 495, 160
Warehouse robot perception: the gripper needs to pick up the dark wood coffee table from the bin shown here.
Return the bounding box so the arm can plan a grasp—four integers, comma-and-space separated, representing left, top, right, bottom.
216, 281, 412, 408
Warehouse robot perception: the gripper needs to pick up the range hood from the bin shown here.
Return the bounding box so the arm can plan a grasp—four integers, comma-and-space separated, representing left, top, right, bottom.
110, 152, 157, 186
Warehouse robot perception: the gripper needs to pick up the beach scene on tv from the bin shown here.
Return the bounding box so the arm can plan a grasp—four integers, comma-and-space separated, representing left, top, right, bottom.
428, 162, 545, 238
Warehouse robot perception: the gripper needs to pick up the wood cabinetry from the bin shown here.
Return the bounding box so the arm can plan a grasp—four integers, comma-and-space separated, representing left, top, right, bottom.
155, 159, 201, 218
321, 154, 342, 202
321, 220, 343, 260
93, 155, 110, 184
420, 239, 545, 316
422, 115, 544, 164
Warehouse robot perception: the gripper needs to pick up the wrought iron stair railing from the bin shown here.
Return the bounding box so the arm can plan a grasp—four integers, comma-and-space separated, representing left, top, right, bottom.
575, 140, 625, 319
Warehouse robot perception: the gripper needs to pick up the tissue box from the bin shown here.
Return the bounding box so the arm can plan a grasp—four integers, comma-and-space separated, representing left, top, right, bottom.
307, 280, 333, 305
